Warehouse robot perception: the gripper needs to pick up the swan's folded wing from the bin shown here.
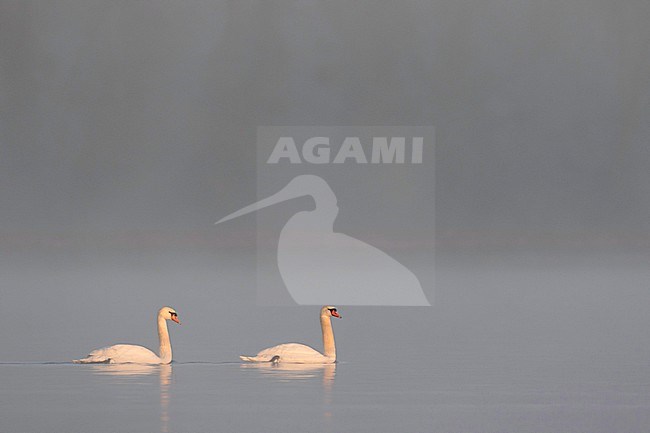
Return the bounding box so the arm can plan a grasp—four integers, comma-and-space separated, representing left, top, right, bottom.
73, 344, 160, 364
241, 343, 333, 364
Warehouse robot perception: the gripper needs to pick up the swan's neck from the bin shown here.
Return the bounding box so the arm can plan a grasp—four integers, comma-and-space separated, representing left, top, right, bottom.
321, 315, 336, 359
157, 316, 172, 364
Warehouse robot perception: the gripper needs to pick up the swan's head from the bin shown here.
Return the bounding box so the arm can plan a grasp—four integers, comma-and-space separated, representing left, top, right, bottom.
158, 306, 181, 324
321, 305, 341, 318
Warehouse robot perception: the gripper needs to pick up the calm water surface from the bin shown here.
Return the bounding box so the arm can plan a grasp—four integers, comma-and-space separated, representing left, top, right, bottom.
2, 347, 649, 433
2, 250, 650, 432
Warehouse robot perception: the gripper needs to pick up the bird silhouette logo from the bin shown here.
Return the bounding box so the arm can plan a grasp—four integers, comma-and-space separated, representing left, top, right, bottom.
217, 174, 430, 306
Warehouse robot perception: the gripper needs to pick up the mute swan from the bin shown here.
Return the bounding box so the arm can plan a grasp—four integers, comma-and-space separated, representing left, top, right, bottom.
73, 306, 180, 365
240, 306, 341, 364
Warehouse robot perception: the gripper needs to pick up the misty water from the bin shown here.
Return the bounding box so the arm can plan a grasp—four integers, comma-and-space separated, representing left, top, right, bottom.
2, 245, 650, 433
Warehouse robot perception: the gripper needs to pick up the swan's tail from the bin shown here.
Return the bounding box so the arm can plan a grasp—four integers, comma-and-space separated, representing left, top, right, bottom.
73, 356, 111, 364
239, 355, 281, 363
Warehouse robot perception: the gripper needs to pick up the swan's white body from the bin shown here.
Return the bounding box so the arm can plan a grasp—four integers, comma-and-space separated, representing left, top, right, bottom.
74, 307, 180, 365
240, 306, 340, 364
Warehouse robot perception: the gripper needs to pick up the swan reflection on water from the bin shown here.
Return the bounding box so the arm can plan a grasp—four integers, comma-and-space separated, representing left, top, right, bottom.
240, 362, 336, 389
88, 363, 169, 377
241, 362, 337, 422
88, 364, 172, 433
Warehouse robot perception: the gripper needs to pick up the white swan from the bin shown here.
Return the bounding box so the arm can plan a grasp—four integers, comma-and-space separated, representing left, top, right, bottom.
73, 306, 180, 365
240, 306, 341, 364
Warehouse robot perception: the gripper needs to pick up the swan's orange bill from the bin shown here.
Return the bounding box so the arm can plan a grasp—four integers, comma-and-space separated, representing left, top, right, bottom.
172, 316, 181, 324
331, 311, 340, 318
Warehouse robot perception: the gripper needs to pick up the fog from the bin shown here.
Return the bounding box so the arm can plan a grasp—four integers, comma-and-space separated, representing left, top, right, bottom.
2, 0, 648, 233
1, 1, 649, 431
